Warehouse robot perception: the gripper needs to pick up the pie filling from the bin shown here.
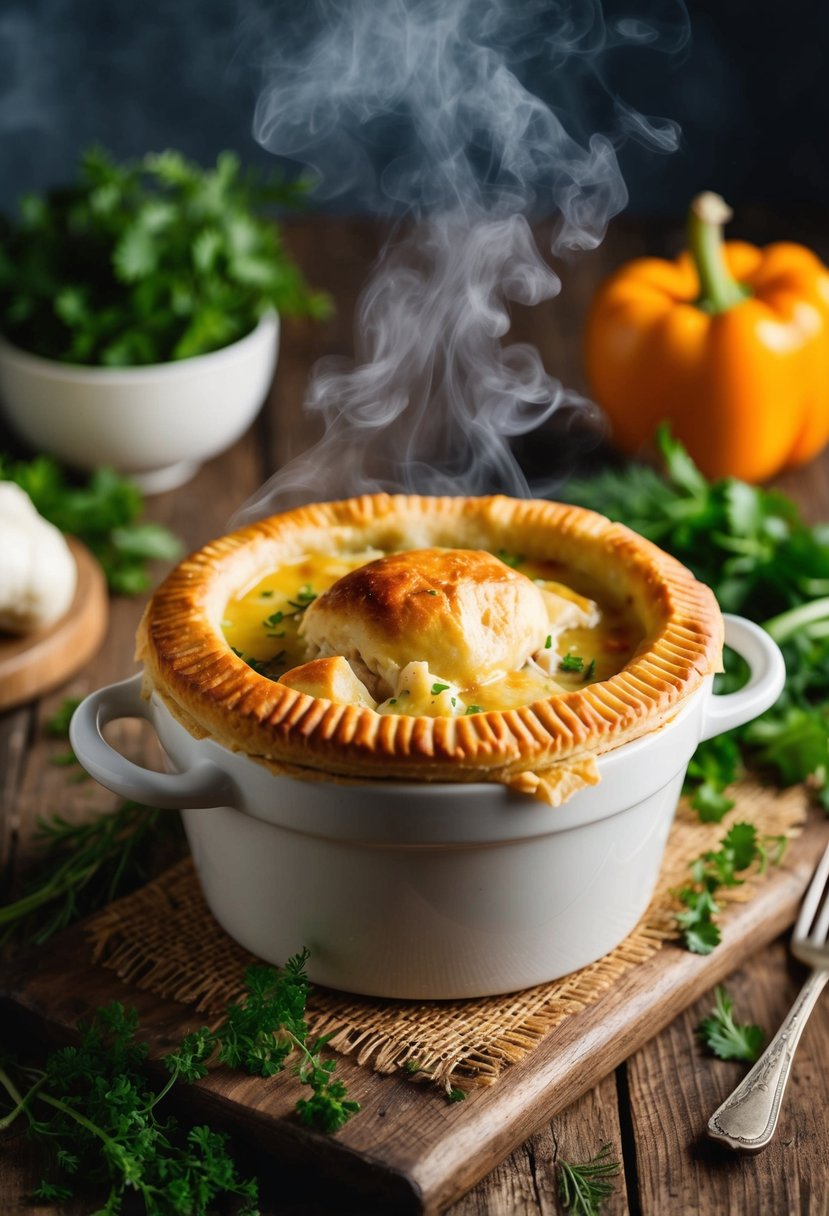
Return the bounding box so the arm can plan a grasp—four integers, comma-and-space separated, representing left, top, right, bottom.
220, 547, 642, 717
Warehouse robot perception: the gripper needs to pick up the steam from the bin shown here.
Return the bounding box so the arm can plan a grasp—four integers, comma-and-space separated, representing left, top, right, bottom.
233, 0, 687, 523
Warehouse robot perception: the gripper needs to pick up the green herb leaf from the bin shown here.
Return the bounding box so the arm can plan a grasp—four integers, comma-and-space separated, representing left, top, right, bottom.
560, 654, 584, 673
288, 585, 317, 612
0, 802, 185, 948
684, 735, 741, 822
566, 425, 829, 820
698, 985, 765, 1062
431, 682, 450, 695
673, 822, 784, 952
163, 950, 360, 1133
0, 453, 182, 595
45, 697, 82, 737
557, 1142, 620, 1215
1, 1002, 260, 1214
0, 146, 329, 366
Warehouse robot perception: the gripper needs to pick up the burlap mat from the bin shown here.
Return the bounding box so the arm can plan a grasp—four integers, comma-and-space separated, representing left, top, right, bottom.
85, 782, 809, 1091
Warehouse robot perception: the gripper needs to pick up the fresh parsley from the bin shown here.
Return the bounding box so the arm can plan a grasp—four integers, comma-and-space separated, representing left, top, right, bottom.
698, 985, 765, 1062
0, 453, 182, 594
231, 646, 286, 680
556, 1142, 620, 1215
165, 950, 360, 1133
683, 734, 741, 823
45, 697, 82, 736
0, 954, 359, 1211
674, 822, 786, 954
560, 654, 585, 673
566, 425, 829, 810
431, 682, 450, 695
0, 146, 330, 367
0, 1003, 260, 1215
465, 704, 483, 714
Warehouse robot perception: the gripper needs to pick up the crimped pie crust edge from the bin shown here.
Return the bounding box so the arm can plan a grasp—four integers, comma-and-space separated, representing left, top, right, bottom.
135, 493, 723, 787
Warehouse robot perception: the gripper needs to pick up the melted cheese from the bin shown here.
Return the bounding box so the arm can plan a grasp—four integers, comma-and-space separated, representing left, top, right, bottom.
221, 550, 641, 713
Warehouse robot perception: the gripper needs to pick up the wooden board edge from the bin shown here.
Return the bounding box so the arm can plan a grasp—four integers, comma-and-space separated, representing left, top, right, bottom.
4, 812, 828, 1215
410, 813, 829, 1211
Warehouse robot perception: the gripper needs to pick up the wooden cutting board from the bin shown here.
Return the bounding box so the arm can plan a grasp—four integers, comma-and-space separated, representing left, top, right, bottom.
0, 537, 108, 711
4, 810, 829, 1215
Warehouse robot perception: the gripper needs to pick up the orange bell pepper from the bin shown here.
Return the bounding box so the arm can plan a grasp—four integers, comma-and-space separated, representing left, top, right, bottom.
584, 193, 829, 482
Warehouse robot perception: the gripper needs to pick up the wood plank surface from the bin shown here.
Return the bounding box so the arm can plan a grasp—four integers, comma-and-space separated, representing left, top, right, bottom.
3, 213, 829, 1214
627, 941, 829, 1216
4, 807, 829, 1214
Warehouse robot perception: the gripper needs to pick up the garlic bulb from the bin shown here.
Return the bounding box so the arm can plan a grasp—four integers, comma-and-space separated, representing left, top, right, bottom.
0, 483, 77, 634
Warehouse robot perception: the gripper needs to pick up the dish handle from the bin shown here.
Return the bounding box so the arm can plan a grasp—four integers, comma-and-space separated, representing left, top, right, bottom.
699, 614, 786, 742
69, 672, 237, 809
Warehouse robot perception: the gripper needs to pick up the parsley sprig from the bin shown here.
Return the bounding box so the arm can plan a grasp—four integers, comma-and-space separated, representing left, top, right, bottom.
0, 453, 182, 594
682, 734, 740, 823
698, 985, 765, 1062
1, 953, 359, 1212
166, 951, 360, 1134
566, 425, 829, 810
674, 823, 786, 954
0, 1002, 260, 1214
556, 1142, 620, 1215
0, 146, 329, 367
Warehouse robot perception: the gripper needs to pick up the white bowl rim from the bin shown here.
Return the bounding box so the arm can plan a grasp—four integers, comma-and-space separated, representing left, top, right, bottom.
0, 310, 278, 382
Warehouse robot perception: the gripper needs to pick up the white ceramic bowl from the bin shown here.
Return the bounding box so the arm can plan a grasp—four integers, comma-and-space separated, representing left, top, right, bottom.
70, 615, 784, 999
0, 313, 279, 494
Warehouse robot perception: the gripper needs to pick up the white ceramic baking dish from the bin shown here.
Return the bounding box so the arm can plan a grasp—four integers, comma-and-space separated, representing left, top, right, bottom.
70, 614, 784, 999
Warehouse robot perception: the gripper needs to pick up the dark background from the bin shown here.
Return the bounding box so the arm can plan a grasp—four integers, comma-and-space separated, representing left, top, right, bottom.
1, 0, 826, 219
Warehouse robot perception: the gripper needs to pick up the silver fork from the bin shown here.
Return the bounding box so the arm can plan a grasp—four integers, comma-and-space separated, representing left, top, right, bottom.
707, 841, 829, 1152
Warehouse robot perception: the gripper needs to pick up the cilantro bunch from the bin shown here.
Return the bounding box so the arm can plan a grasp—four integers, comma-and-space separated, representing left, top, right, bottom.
566, 425, 829, 812
0, 147, 330, 367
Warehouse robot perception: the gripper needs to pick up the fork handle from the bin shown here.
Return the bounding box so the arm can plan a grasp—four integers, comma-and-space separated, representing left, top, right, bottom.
707, 968, 829, 1152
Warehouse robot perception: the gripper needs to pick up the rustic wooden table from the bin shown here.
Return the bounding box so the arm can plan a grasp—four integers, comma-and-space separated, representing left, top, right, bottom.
3, 214, 829, 1214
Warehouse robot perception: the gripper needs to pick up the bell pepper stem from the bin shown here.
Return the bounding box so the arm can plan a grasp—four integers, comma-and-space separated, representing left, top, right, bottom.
688, 192, 750, 314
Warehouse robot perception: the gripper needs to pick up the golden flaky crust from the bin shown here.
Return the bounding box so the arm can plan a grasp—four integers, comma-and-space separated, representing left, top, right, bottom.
302, 547, 550, 694
135, 494, 723, 804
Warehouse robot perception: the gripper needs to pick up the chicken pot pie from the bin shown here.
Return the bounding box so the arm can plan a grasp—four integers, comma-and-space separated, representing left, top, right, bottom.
136, 494, 722, 805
